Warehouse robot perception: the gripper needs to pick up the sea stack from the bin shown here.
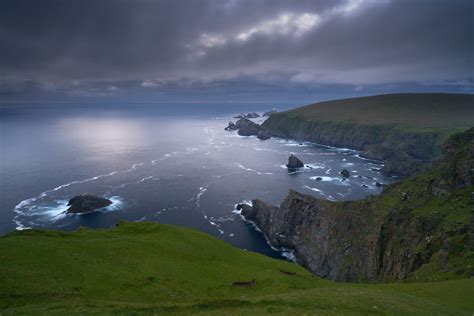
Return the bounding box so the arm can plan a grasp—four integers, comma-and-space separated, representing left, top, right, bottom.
340, 169, 350, 178
286, 155, 304, 169
224, 121, 238, 131
66, 194, 112, 214
257, 130, 271, 140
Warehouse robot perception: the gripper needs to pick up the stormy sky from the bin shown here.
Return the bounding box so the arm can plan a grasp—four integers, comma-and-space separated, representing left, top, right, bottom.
0, 0, 472, 103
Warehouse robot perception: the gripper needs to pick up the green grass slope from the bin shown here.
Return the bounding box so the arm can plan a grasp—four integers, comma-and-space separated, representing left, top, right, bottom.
281, 93, 474, 130
1, 222, 473, 315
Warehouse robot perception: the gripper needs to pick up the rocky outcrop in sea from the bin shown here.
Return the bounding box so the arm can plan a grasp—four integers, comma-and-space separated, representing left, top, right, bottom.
286, 155, 304, 169
234, 118, 263, 137
67, 194, 112, 214
257, 130, 271, 140
224, 121, 238, 131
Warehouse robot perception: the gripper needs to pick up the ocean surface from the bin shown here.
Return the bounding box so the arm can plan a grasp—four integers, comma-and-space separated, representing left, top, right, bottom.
0, 104, 393, 259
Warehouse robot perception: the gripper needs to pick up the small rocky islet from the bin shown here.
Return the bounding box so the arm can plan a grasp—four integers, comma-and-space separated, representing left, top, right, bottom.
286, 154, 304, 169
66, 194, 112, 214
225, 113, 273, 140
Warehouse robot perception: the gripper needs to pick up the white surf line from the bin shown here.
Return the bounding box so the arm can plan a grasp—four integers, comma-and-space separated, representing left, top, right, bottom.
303, 185, 322, 193
207, 215, 235, 235
151, 146, 202, 165
195, 185, 209, 208
208, 220, 225, 235
303, 186, 336, 201
106, 176, 158, 194
12, 161, 149, 230
235, 163, 273, 175
192, 181, 228, 235
135, 206, 182, 222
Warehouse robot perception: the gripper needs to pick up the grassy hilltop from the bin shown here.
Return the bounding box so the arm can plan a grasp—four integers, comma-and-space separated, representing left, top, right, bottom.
263, 93, 474, 175
281, 93, 474, 130
278, 93, 474, 130
0, 221, 473, 315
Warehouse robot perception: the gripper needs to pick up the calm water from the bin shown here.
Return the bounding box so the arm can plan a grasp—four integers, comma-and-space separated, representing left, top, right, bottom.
0, 105, 392, 259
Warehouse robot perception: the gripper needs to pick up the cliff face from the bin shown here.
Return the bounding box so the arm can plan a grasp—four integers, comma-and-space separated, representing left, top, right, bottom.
262, 115, 442, 176
241, 128, 474, 282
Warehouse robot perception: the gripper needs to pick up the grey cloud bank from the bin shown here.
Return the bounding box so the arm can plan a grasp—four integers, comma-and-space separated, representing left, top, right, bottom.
0, 0, 472, 102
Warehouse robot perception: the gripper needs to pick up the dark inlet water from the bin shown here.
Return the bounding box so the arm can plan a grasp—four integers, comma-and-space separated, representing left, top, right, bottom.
0, 104, 393, 259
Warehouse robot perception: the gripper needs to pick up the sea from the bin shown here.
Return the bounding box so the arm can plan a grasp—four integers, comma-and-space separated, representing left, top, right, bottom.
0, 103, 393, 259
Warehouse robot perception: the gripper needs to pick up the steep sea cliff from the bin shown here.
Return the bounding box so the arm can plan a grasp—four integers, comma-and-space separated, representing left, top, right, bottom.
240, 128, 474, 282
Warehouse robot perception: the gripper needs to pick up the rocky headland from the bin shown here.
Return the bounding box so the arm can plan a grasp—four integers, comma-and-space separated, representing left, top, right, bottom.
262, 93, 474, 176
239, 128, 474, 282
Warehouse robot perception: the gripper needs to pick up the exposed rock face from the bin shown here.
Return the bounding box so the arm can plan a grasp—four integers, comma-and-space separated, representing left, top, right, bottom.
257, 130, 271, 140
67, 194, 112, 214
263, 109, 277, 117
236, 118, 263, 136
241, 128, 474, 282
262, 114, 453, 177
235, 118, 254, 129
238, 124, 262, 136
224, 121, 238, 131
246, 112, 260, 118
286, 155, 304, 169
361, 144, 428, 176
340, 169, 350, 177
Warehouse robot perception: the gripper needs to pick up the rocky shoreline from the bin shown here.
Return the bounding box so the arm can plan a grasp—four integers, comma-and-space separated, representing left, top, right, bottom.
238, 128, 473, 282
262, 115, 436, 176
225, 111, 434, 177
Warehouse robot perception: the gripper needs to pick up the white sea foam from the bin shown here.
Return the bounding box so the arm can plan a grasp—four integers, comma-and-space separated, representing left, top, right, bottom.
236, 163, 272, 175
305, 163, 326, 169
309, 176, 337, 182
303, 185, 322, 192
195, 186, 208, 207
11, 160, 143, 229
281, 249, 295, 261
108, 176, 157, 193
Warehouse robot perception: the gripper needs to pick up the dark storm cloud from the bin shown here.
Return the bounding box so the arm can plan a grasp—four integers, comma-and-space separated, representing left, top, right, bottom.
0, 0, 472, 94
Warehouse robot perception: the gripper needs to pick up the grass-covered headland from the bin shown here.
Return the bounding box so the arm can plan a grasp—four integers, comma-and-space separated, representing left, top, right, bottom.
0, 221, 473, 315
263, 93, 474, 175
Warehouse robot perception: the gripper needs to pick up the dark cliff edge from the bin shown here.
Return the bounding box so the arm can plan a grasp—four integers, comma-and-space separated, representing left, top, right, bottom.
262, 93, 474, 176
241, 128, 474, 282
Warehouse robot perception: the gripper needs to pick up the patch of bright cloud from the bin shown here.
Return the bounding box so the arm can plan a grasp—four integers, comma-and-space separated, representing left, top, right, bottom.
236, 12, 321, 41
199, 33, 227, 48
141, 80, 161, 88
333, 0, 390, 16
